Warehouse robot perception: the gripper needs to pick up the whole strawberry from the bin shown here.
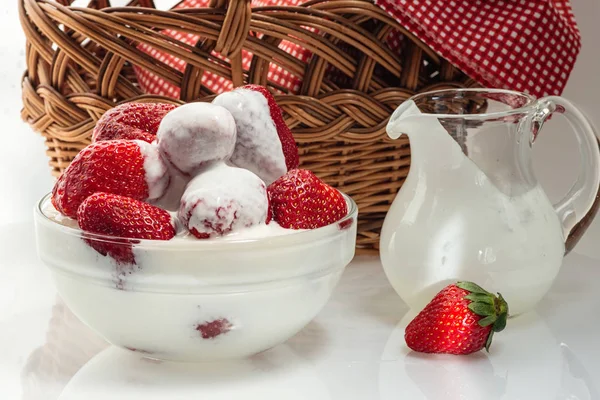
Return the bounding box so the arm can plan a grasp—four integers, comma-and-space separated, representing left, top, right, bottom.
77, 192, 175, 264
92, 102, 178, 143
213, 84, 299, 184
52, 140, 169, 218
267, 169, 347, 229
405, 282, 509, 355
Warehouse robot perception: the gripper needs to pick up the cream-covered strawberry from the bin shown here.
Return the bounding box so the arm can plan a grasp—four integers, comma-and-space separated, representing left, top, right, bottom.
156, 103, 236, 175
212, 85, 299, 184
52, 140, 169, 218
77, 192, 175, 264
179, 163, 269, 239
92, 102, 178, 143
268, 169, 347, 229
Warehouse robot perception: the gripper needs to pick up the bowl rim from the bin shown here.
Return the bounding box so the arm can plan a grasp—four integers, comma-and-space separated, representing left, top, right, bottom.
35, 192, 358, 250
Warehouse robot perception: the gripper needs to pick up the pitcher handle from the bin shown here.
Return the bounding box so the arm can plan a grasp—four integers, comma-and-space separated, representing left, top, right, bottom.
533, 96, 600, 254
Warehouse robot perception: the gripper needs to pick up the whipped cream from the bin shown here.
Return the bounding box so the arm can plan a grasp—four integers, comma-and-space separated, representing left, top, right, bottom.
43, 202, 80, 230
212, 221, 297, 240
134, 140, 169, 200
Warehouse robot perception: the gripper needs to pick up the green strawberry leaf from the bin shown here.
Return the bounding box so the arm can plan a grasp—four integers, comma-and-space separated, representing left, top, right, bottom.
493, 313, 507, 332
468, 302, 496, 316
485, 330, 495, 352
465, 293, 494, 304
497, 293, 509, 316
478, 314, 497, 327
456, 281, 490, 295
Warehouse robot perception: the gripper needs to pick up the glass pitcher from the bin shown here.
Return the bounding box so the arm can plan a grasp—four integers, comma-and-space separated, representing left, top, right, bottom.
380, 89, 600, 315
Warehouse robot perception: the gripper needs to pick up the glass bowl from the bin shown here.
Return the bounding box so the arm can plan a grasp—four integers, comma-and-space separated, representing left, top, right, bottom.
34, 193, 357, 361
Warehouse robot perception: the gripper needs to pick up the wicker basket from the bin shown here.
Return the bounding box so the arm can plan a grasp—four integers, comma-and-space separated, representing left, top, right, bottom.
20, 0, 479, 254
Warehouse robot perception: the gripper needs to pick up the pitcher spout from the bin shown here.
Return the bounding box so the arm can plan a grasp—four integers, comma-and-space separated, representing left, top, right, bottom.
386, 100, 421, 140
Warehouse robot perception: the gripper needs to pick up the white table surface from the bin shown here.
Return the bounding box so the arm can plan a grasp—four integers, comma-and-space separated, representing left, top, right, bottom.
2, 1, 600, 399
2, 251, 600, 399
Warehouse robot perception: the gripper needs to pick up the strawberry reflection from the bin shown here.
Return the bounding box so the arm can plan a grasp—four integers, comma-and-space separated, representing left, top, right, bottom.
379, 311, 573, 399
57, 344, 330, 400
556, 343, 599, 399
20, 297, 108, 400
403, 352, 505, 399
20, 296, 329, 400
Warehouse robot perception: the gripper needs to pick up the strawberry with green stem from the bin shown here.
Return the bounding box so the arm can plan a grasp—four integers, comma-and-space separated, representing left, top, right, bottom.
405, 281, 509, 355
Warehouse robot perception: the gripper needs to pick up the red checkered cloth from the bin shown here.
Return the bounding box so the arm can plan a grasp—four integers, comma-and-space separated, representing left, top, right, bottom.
134, 0, 311, 97
134, 0, 581, 99
375, 0, 581, 97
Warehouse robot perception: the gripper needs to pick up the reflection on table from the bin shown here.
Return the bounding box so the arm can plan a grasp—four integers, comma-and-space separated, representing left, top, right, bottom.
380, 310, 598, 400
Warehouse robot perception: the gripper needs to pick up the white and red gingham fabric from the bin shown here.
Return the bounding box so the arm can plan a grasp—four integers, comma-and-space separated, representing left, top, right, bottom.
134, 0, 581, 99
375, 0, 581, 97
134, 0, 311, 98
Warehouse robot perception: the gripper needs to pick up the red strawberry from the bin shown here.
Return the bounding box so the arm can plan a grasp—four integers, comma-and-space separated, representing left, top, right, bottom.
267, 169, 348, 229
195, 318, 232, 339
92, 102, 177, 143
212, 85, 299, 184
405, 282, 509, 355
52, 140, 169, 218
77, 192, 175, 264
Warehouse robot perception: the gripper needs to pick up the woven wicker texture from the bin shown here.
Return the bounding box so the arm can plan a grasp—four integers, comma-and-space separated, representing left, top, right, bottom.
20, 0, 478, 254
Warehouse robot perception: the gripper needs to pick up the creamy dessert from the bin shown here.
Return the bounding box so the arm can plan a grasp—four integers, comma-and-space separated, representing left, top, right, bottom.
36, 85, 356, 360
